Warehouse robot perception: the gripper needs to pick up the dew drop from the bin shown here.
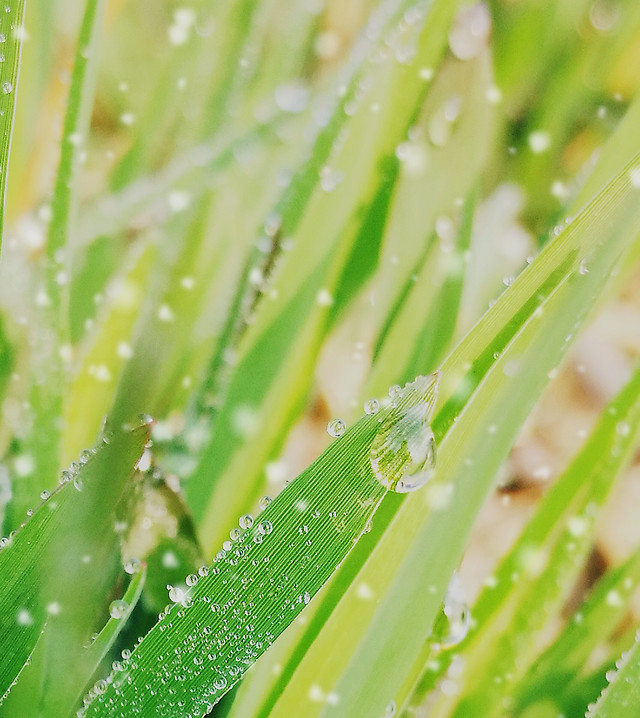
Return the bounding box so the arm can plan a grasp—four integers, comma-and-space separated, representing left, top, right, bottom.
124, 557, 141, 575
370, 374, 439, 492
213, 675, 227, 691
239, 514, 254, 530
364, 398, 380, 415
2, 81, 12, 94
109, 599, 128, 619
327, 419, 346, 438
185, 574, 198, 587
440, 571, 471, 648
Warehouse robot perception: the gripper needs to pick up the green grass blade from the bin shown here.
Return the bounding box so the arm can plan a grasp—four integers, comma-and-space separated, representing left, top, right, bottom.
263, 147, 640, 718
76, 565, 146, 709
371, 186, 476, 390
0, 418, 150, 709
62, 242, 155, 463
0, 0, 26, 248
47, 0, 107, 322
79, 376, 439, 717
587, 630, 640, 718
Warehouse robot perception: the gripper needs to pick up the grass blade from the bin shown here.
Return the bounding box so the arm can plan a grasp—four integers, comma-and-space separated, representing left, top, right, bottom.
184, 0, 465, 557
76, 565, 146, 710
0, 0, 26, 248
587, 631, 640, 718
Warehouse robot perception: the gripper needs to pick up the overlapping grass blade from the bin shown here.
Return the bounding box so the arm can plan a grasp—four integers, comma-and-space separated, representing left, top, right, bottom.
75, 565, 146, 708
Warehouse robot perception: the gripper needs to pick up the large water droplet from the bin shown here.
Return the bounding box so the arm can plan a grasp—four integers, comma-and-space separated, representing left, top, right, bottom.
370, 374, 439, 493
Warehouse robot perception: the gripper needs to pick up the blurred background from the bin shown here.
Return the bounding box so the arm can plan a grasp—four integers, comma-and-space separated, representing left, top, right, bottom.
3, 0, 640, 635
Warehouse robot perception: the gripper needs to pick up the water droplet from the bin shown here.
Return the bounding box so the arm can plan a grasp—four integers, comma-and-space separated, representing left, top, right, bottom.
168, 585, 186, 604
370, 374, 439, 492
109, 599, 128, 619
213, 675, 227, 691
440, 571, 471, 647
327, 419, 346, 438
364, 398, 380, 415
40, 489, 50, 500
258, 520, 273, 535
2, 81, 12, 94
185, 574, 198, 587
258, 495, 272, 510
124, 557, 141, 574
239, 514, 254, 530
73, 476, 84, 492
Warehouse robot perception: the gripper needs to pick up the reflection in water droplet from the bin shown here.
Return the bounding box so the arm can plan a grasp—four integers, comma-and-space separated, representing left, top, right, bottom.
370, 374, 439, 493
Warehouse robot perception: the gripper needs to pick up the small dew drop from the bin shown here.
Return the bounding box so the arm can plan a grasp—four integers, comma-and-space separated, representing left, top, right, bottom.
124, 557, 141, 575
239, 514, 254, 530
327, 419, 346, 438
109, 599, 128, 619
364, 398, 380, 415
2, 81, 12, 94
